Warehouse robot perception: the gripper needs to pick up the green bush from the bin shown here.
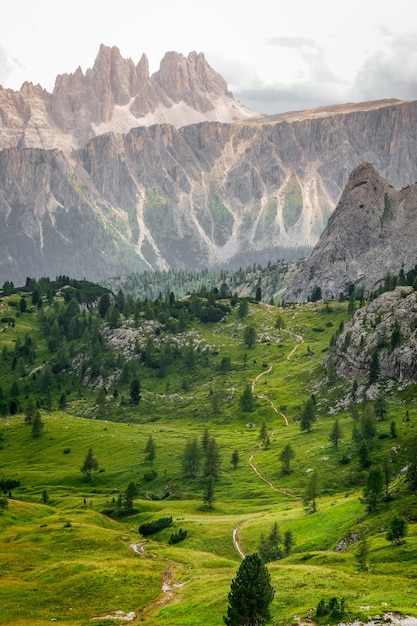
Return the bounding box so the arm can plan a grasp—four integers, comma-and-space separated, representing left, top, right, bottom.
138, 516, 173, 536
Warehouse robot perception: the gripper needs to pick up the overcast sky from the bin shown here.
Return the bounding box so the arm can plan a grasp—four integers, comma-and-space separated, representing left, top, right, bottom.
1, 0, 417, 114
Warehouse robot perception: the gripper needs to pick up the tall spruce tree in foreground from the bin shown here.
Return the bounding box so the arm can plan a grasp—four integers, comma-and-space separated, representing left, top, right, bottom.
224, 553, 274, 626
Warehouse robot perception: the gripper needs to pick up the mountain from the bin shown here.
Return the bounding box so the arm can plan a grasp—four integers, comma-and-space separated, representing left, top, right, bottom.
0, 45, 256, 152
2, 45, 417, 285
284, 163, 417, 303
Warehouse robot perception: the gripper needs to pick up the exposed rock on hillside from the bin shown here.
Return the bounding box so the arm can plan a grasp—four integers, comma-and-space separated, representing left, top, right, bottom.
284, 163, 417, 303
326, 286, 417, 385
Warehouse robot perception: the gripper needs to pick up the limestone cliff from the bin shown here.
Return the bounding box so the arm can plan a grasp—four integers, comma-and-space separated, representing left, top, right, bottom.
284, 163, 417, 303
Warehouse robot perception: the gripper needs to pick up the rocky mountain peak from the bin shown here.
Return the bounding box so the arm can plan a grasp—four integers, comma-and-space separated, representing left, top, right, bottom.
136, 53, 150, 81
0, 45, 257, 151
284, 162, 417, 303
154, 51, 230, 111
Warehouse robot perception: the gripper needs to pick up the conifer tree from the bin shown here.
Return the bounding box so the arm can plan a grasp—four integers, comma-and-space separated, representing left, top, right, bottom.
329, 418, 343, 449
279, 444, 295, 474
224, 553, 274, 626
81, 447, 99, 480
204, 476, 215, 509
182, 438, 201, 477
31, 411, 43, 438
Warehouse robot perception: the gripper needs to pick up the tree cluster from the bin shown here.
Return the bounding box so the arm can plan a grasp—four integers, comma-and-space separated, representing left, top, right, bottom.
258, 522, 295, 562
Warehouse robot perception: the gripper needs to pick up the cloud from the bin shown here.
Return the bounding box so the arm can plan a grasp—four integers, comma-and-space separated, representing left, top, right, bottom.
233, 30, 417, 114
231, 36, 347, 114
350, 30, 417, 102
0, 46, 15, 87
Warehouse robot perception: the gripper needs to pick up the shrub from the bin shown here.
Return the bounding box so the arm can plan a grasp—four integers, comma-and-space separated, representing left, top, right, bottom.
143, 469, 157, 481
315, 597, 345, 621
0, 496, 8, 510
168, 528, 188, 544
138, 516, 173, 536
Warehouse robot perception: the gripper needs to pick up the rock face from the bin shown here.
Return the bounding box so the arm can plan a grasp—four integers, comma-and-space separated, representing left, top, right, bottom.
0, 46, 255, 151
326, 286, 417, 385
284, 163, 417, 303
2, 45, 417, 284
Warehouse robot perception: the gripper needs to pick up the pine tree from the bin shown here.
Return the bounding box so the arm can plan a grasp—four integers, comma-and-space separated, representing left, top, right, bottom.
259, 421, 269, 449
130, 378, 141, 405
25, 398, 36, 424
31, 411, 43, 438
329, 418, 343, 449
300, 397, 316, 432
363, 466, 384, 512
81, 447, 99, 480
279, 444, 295, 474
283, 529, 295, 556
204, 476, 215, 509
258, 523, 283, 562
355, 532, 370, 572
204, 437, 221, 478
145, 435, 156, 464
240, 383, 254, 412
243, 325, 256, 349
368, 350, 380, 385
386, 515, 408, 545
231, 449, 240, 469
182, 438, 201, 477
223, 553, 274, 626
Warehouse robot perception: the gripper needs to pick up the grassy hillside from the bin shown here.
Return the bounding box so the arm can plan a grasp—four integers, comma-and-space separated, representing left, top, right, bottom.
0, 279, 416, 625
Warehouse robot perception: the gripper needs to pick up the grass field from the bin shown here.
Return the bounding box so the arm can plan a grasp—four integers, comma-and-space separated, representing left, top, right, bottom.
0, 290, 416, 625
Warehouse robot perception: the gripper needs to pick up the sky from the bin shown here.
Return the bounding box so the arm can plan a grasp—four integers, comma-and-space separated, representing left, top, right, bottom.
1, 0, 417, 115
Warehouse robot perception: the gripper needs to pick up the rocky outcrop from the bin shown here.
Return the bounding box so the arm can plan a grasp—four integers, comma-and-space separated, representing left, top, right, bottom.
284, 163, 417, 303
326, 286, 417, 385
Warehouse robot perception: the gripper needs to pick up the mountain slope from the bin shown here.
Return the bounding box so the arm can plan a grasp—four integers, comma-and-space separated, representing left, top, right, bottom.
2, 47, 417, 284
284, 163, 417, 302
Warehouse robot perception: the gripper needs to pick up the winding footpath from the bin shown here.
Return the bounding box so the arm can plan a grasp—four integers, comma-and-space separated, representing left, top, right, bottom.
233, 324, 304, 558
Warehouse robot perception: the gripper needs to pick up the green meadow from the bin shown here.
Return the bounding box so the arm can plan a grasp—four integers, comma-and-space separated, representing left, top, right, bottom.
0, 284, 416, 625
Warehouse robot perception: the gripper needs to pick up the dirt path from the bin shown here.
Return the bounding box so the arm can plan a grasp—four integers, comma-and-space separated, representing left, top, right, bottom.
232, 325, 302, 558
251, 364, 288, 425
233, 523, 246, 558
282, 328, 304, 359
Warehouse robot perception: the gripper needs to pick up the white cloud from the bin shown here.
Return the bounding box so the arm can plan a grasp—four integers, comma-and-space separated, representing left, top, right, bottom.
1, 0, 417, 115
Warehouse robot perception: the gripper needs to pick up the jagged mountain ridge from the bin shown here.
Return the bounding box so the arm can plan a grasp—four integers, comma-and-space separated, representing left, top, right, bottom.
0, 45, 256, 151
1, 46, 417, 285
284, 163, 417, 303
